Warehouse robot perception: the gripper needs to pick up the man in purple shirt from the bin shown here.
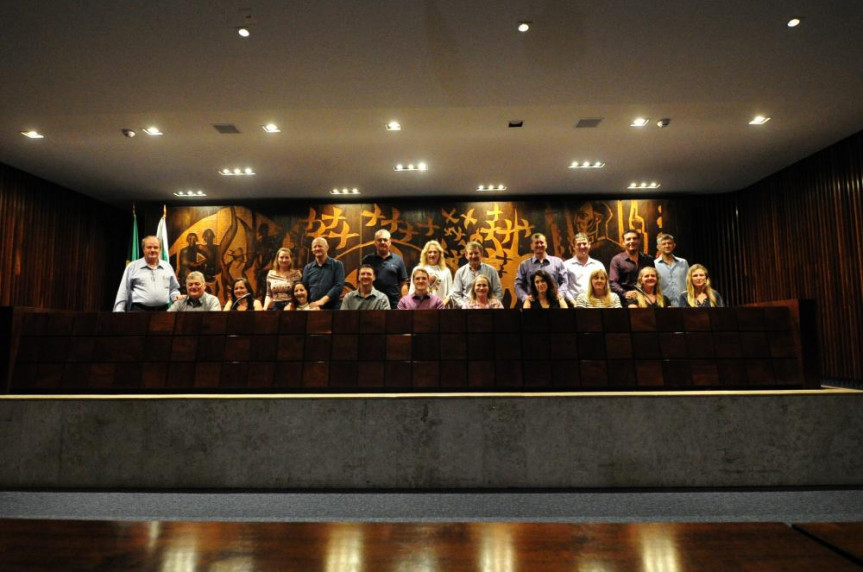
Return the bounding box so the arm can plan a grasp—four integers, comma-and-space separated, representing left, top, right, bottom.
397, 268, 445, 309
514, 233, 568, 304
609, 229, 655, 304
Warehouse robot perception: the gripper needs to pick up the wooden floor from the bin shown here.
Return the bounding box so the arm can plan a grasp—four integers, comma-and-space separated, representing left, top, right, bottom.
0, 520, 860, 571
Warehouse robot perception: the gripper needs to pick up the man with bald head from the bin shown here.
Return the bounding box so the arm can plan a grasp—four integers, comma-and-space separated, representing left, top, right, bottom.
301, 237, 345, 309
114, 235, 181, 312
362, 229, 409, 310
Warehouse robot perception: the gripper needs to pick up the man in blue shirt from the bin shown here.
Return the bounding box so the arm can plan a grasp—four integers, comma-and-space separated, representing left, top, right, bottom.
302, 237, 345, 309
654, 233, 689, 307
514, 233, 568, 304
362, 229, 409, 310
113, 235, 181, 312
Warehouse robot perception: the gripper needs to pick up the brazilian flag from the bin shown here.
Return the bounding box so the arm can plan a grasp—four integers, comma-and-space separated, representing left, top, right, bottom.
126, 206, 139, 266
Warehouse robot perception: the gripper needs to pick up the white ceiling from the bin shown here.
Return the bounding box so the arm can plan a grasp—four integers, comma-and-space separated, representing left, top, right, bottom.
1, 1, 862, 206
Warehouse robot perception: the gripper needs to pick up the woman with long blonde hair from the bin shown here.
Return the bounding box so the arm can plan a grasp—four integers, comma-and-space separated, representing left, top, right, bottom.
575, 268, 622, 308
409, 240, 453, 305
680, 264, 724, 307
628, 266, 670, 308
264, 247, 302, 311
465, 275, 504, 309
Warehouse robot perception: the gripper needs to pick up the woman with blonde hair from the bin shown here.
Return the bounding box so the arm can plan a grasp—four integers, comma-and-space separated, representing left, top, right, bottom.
264, 247, 302, 311
409, 240, 453, 305
575, 268, 622, 308
680, 264, 724, 308
628, 266, 670, 308
465, 275, 504, 309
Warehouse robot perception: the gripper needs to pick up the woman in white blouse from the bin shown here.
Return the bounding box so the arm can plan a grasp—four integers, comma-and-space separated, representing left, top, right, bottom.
409, 240, 453, 305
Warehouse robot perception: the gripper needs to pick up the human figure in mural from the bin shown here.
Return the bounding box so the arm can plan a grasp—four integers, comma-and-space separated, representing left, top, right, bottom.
200, 229, 219, 280
574, 201, 620, 266
178, 232, 204, 288
254, 223, 279, 300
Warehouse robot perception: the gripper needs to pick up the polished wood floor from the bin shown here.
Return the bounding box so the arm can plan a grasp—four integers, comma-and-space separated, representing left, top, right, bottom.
0, 520, 860, 571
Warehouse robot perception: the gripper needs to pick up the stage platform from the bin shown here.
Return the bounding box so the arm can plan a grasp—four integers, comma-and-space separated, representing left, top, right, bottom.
1, 388, 860, 490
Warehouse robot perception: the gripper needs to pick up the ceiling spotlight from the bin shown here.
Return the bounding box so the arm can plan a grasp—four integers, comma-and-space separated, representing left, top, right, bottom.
657, 118, 671, 128
330, 187, 361, 195
517, 21, 531, 32
121, 129, 136, 138
787, 17, 801, 28
630, 117, 650, 127
570, 161, 606, 169
237, 26, 251, 37
220, 167, 256, 176
386, 121, 401, 131
20, 130, 44, 139
394, 162, 428, 172
749, 115, 771, 125
174, 190, 207, 197
628, 182, 661, 190
143, 127, 163, 136
261, 123, 280, 133
477, 184, 507, 192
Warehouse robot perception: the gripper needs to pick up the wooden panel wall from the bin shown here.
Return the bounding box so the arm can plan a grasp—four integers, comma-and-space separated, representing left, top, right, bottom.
682, 131, 863, 382
0, 162, 127, 310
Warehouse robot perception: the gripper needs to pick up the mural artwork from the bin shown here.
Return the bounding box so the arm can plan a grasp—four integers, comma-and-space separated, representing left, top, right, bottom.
167, 200, 667, 307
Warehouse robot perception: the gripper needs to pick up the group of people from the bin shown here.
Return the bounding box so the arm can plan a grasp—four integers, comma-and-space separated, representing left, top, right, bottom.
512, 229, 724, 310
114, 229, 723, 313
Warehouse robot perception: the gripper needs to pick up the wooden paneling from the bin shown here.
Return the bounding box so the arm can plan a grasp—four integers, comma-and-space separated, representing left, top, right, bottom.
6, 306, 808, 394
0, 163, 126, 310
680, 131, 863, 383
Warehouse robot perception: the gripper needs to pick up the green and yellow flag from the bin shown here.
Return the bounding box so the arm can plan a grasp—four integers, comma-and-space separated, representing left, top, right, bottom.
126, 205, 139, 266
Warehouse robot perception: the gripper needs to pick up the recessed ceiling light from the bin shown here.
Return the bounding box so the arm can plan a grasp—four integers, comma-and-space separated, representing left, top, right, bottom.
508, 120, 524, 128
628, 182, 661, 190
749, 115, 771, 125
394, 162, 428, 172
20, 130, 44, 139
630, 118, 650, 127
477, 184, 507, 192
237, 26, 250, 37
569, 161, 606, 169
262, 124, 280, 133
174, 190, 207, 197
330, 188, 361, 195
143, 127, 163, 136
787, 17, 801, 28
385, 121, 401, 131
219, 167, 256, 176
517, 21, 531, 32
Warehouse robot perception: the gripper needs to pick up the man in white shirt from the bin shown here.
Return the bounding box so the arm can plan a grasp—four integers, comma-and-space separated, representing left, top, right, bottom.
564, 233, 605, 305
654, 233, 689, 307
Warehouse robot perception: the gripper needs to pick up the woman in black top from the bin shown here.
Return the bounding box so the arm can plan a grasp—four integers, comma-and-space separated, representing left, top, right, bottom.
523, 269, 569, 309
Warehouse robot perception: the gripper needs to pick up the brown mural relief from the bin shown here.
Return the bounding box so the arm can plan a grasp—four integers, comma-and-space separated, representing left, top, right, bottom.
167, 199, 667, 307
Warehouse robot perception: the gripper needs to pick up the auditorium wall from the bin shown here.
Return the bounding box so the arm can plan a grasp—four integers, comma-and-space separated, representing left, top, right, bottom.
146, 199, 673, 310
680, 130, 863, 383
0, 163, 127, 310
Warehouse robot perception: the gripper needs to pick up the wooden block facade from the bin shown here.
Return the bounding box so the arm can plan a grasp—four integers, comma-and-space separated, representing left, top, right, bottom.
4, 306, 811, 393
